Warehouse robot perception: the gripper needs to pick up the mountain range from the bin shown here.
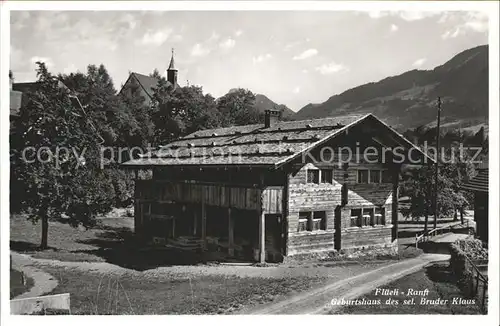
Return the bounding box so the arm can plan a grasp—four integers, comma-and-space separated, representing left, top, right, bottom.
226, 88, 296, 120
293, 45, 489, 132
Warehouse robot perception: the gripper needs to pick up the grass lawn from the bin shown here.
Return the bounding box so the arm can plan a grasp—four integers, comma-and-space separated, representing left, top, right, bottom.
10, 269, 34, 299
10, 215, 133, 263
334, 262, 483, 315
39, 265, 327, 315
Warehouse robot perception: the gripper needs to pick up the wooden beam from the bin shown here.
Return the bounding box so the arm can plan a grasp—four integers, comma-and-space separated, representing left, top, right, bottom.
258, 174, 266, 263
201, 186, 207, 250
228, 207, 234, 256
259, 209, 265, 263
282, 171, 289, 256
391, 165, 400, 242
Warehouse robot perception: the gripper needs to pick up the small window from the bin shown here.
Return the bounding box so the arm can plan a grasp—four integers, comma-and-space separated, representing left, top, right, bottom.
321, 169, 333, 184
362, 208, 374, 227
357, 170, 369, 184
298, 211, 326, 231
298, 212, 309, 232
307, 169, 320, 184
382, 170, 392, 183
374, 207, 385, 225
370, 170, 381, 183
350, 209, 361, 227
313, 211, 326, 230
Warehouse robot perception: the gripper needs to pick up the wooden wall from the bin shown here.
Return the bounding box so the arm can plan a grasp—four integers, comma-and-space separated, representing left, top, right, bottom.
285, 143, 397, 254
341, 226, 393, 249
135, 180, 262, 210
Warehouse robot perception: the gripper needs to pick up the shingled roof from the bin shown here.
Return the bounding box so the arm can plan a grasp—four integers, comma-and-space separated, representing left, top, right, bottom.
119, 72, 178, 99
11, 80, 71, 116
462, 168, 488, 193
123, 113, 433, 168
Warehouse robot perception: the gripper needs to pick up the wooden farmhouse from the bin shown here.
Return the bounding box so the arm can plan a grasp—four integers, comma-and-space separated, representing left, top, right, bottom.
123, 111, 432, 262
462, 159, 489, 244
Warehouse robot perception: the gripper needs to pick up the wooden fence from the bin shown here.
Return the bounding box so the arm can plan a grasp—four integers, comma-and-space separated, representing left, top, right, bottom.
415, 219, 470, 249
465, 255, 488, 313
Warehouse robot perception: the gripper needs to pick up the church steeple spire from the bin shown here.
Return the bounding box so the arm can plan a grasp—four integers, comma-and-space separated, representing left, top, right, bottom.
167, 48, 178, 86
168, 48, 177, 71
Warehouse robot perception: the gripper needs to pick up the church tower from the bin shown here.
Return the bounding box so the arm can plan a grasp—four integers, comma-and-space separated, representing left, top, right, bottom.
167, 48, 178, 87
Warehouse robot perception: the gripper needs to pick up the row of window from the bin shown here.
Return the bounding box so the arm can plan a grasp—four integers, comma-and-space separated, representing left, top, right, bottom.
350, 207, 385, 227
357, 169, 392, 184
306, 169, 333, 184
306, 168, 392, 184
296, 207, 386, 232
298, 211, 327, 232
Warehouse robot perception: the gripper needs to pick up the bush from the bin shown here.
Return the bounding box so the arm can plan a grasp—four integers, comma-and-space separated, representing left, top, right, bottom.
449, 238, 488, 291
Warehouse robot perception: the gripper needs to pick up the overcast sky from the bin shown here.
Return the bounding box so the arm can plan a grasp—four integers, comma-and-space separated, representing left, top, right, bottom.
10, 10, 488, 111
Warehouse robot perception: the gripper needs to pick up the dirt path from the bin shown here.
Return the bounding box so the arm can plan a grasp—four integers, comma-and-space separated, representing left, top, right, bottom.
11, 253, 59, 299
238, 253, 450, 315
12, 251, 395, 280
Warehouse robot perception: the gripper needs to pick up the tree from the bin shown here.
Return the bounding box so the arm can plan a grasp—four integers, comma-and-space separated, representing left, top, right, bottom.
400, 148, 475, 233
216, 88, 260, 126
11, 63, 115, 249
149, 68, 162, 79
151, 83, 221, 144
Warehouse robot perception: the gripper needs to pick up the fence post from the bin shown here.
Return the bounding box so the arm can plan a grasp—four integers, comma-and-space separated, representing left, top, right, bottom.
482, 283, 487, 312
475, 273, 480, 295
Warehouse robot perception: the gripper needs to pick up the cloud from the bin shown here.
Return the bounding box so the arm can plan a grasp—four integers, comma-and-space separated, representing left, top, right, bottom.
252, 53, 272, 64
293, 86, 301, 94
441, 12, 488, 39
63, 63, 79, 74
390, 24, 399, 32
284, 41, 301, 51
11, 11, 31, 30
207, 31, 220, 43
120, 13, 138, 30
441, 29, 460, 39
10, 45, 25, 70
191, 43, 210, 57
367, 11, 443, 21
219, 38, 236, 49
171, 34, 183, 42
139, 28, 172, 46
30, 56, 54, 68
293, 48, 318, 60
235, 29, 243, 37
315, 61, 349, 75
398, 11, 442, 21
412, 58, 427, 67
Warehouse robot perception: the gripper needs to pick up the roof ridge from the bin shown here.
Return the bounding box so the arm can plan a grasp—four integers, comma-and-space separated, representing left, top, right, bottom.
131, 72, 159, 79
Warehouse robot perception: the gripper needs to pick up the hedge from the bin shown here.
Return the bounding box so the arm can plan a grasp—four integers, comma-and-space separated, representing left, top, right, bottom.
449, 238, 488, 293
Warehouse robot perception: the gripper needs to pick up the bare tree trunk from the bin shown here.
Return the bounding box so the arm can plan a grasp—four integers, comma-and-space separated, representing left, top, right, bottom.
40, 209, 49, 250
424, 213, 429, 234
454, 209, 458, 221
460, 207, 464, 224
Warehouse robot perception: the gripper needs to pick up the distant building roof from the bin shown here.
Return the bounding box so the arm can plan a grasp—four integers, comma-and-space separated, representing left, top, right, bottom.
123, 113, 434, 168
10, 90, 23, 116
11, 80, 71, 117
462, 169, 488, 193
119, 72, 178, 100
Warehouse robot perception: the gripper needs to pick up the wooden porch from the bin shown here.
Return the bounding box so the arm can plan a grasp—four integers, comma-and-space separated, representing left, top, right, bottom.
133, 179, 284, 262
